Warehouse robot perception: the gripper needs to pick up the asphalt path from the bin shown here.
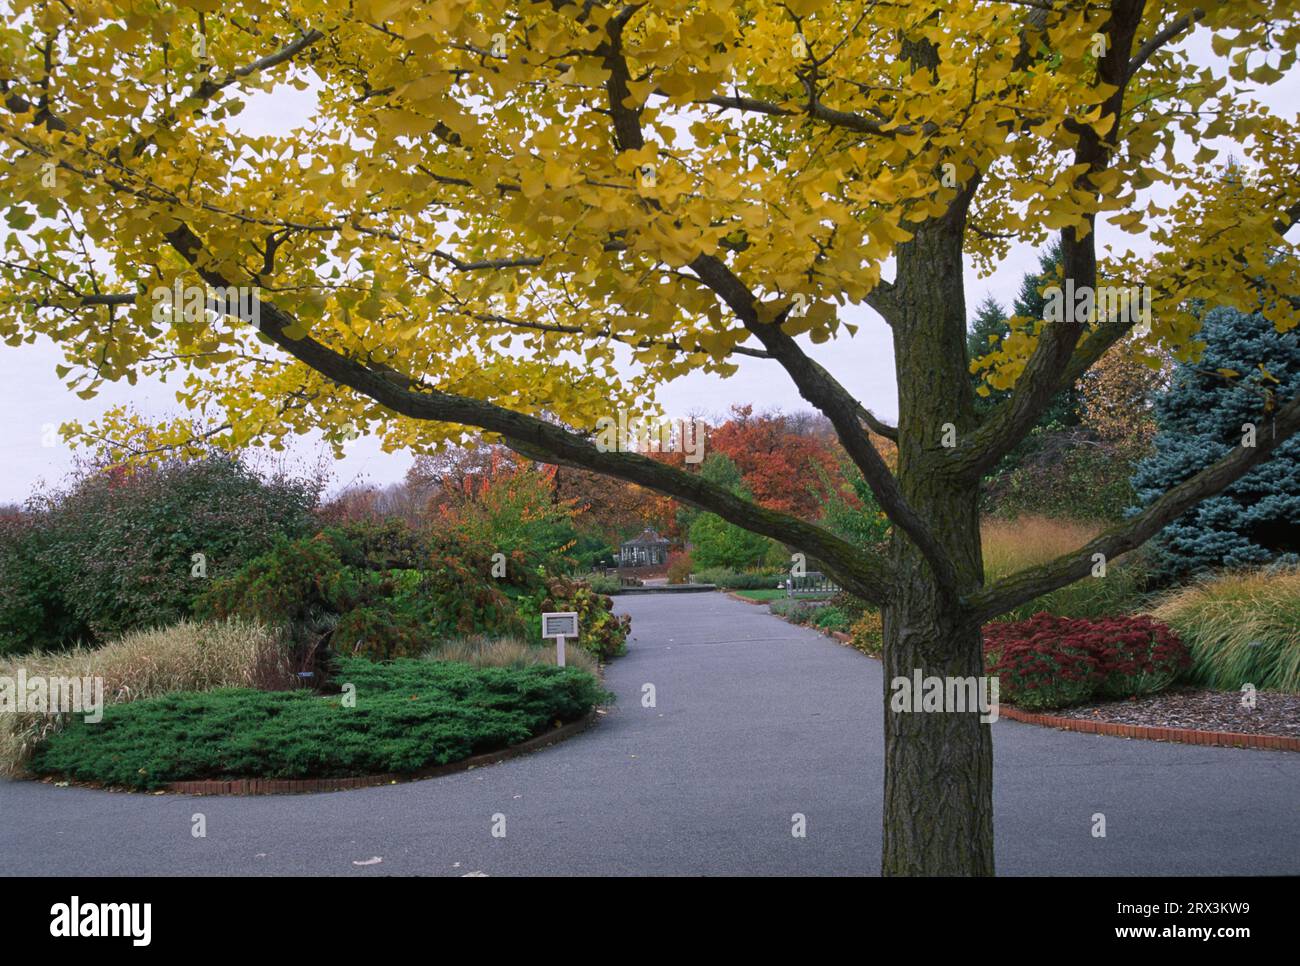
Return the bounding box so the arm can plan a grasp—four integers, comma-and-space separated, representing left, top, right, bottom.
2, 592, 1296, 876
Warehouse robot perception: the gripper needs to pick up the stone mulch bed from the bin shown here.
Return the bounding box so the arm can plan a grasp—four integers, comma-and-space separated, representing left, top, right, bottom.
1052, 687, 1300, 738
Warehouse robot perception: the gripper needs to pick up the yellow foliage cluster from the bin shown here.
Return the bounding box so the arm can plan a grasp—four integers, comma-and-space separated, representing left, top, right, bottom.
0, 0, 1296, 457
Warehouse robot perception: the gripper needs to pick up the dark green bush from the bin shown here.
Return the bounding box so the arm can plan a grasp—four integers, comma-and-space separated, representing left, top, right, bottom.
0, 515, 92, 656
0, 457, 318, 654
29, 656, 608, 789
693, 567, 787, 590
812, 606, 851, 631
198, 523, 520, 662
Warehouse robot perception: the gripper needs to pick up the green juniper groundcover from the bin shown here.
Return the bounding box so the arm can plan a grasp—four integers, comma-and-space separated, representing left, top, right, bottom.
30, 657, 608, 790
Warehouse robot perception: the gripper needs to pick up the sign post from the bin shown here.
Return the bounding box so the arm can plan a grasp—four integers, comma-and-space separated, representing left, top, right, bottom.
541, 612, 580, 668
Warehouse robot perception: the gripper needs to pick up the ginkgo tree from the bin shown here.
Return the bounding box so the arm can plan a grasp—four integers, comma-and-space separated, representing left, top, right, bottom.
2, 0, 1299, 875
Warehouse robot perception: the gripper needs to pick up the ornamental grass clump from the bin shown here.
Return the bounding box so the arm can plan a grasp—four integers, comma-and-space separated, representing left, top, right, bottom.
1150, 568, 1300, 693
0, 618, 294, 777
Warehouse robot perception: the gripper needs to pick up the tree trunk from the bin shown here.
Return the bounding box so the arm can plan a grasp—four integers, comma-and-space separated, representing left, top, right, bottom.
881, 210, 994, 875
881, 583, 993, 875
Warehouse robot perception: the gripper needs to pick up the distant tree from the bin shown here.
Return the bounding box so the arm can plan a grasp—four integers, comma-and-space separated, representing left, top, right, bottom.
1131, 305, 1300, 581
967, 295, 1012, 416
554, 465, 674, 547
971, 242, 1082, 429
684, 453, 773, 569
709, 405, 840, 518
676, 451, 747, 534
688, 510, 773, 570
819, 453, 893, 550
1080, 342, 1170, 454
435, 452, 580, 571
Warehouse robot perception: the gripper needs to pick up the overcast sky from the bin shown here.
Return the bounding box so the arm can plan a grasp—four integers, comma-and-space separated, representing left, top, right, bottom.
2, 31, 1295, 504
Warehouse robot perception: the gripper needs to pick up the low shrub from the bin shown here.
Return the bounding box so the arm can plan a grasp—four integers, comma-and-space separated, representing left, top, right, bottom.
331, 604, 430, 661
769, 599, 821, 624
0, 619, 294, 777
29, 657, 608, 789
1150, 568, 1300, 693
422, 634, 599, 675
812, 606, 852, 632
999, 557, 1153, 623
528, 575, 630, 661
666, 551, 693, 585
848, 610, 884, 657
198, 523, 520, 663
694, 567, 787, 590
983, 613, 1190, 710
579, 572, 623, 595
829, 592, 869, 622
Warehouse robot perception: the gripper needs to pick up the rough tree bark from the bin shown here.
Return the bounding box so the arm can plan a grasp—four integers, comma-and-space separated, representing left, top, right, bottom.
882, 214, 993, 875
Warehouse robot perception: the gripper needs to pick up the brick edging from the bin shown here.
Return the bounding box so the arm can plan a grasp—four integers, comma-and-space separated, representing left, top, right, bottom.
724, 590, 770, 605
996, 704, 1300, 751
132, 710, 599, 796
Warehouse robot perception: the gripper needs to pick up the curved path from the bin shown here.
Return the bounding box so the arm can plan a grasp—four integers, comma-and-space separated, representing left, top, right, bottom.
2, 593, 1297, 876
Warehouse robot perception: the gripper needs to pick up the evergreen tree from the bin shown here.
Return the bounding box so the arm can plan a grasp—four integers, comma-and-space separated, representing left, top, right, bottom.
1011, 240, 1080, 427
1130, 305, 1300, 581
967, 295, 1010, 417
967, 241, 1080, 426
1010, 239, 1063, 322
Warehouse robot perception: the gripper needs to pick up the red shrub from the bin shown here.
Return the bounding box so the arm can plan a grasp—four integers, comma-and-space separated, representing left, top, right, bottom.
984, 614, 1190, 710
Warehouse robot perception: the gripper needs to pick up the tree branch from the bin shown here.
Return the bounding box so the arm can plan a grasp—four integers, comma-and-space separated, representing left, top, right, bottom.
1127, 9, 1206, 81
689, 252, 958, 591
966, 388, 1300, 622
128, 220, 899, 604
946, 1, 1145, 479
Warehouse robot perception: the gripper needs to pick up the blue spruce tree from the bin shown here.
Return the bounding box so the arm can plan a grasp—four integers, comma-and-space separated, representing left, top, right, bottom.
1131, 304, 1300, 581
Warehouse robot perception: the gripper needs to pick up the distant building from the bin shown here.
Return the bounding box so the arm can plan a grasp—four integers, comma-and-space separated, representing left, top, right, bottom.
619, 528, 670, 567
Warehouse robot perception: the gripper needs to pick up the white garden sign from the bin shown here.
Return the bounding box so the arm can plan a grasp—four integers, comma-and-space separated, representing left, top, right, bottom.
541, 612, 579, 668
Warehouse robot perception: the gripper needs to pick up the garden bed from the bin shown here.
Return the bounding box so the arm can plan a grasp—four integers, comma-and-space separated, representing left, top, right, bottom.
27, 657, 609, 790
1050, 687, 1300, 738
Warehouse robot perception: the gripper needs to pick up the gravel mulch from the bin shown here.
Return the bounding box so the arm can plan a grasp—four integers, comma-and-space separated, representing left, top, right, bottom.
1050, 687, 1300, 737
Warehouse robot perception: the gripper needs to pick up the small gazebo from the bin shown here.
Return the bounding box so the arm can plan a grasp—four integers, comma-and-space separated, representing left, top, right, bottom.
619, 528, 670, 567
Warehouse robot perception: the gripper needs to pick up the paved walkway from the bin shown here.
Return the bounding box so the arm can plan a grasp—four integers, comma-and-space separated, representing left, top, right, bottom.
2, 593, 1296, 875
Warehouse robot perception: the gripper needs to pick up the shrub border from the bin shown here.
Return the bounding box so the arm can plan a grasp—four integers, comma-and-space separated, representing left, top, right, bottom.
37, 709, 601, 796
798, 616, 1297, 753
